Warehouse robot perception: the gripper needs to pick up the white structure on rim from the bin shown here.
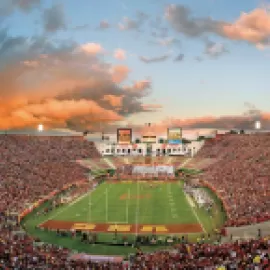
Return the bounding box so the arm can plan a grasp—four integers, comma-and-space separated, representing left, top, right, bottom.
95, 127, 207, 157
97, 140, 204, 157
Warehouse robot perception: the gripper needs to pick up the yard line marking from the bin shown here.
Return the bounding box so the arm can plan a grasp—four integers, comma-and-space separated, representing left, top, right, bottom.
40, 183, 113, 226
40, 191, 90, 225
167, 182, 178, 222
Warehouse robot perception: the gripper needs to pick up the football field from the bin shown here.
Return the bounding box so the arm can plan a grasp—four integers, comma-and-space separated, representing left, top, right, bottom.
40, 181, 206, 234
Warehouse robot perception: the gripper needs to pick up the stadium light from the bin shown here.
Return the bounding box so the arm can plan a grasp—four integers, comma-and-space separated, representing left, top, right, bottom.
37, 124, 44, 132
255, 121, 261, 130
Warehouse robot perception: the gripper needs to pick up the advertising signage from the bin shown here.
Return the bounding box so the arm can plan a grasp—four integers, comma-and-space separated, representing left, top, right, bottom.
167, 127, 182, 144
117, 128, 132, 144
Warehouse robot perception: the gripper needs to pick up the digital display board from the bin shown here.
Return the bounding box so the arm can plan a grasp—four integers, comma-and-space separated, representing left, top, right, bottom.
117, 128, 132, 144
167, 127, 182, 144
142, 135, 156, 144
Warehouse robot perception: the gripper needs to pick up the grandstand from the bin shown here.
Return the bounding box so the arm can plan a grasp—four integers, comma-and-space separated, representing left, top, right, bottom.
196, 134, 270, 227
0, 133, 269, 269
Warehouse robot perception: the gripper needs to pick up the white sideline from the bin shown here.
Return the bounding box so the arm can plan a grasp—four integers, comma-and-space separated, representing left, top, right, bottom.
185, 194, 195, 208
39, 192, 90, 226
39, 184, 113, 226
184, 192, 206, 233
179, 156, 206, 233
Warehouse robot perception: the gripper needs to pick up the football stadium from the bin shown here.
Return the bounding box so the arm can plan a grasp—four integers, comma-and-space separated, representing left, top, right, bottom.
1, 0, 270, 268
1, 128, 269, 268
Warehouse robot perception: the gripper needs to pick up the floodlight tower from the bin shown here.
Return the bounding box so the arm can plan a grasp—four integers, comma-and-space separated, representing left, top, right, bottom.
255, 121, 261, 130
37, 124, 44, 132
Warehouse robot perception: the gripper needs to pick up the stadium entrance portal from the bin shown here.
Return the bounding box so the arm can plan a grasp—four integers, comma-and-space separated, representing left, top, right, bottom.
146, 143, 152, 164
146, 143, 152, 156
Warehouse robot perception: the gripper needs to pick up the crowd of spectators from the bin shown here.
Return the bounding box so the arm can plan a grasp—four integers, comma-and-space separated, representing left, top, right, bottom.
1, 215, 269, 269
0, 135, 103, 268
197, 134, 270, 226
0, 135, 100, 215
0, 134, 269, 268
130, 238, 270, 269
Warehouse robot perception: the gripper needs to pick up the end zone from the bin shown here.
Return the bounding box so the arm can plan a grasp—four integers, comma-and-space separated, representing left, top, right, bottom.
39, 220, 203, 234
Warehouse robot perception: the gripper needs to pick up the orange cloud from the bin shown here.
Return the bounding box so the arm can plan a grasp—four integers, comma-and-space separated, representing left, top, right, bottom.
0, 99, 122, 130
103, 95, 123, 108
133, 80, 151, 90
114, 49, 126, 60
0, 40, 153, 130
223, 9, 270, 43
139, 116, 215, 133
22, 60, 39, 68
79, 42, 104, 55
123, 80, 151, 92
137, 111, 270, 134
111, 65, 130, 83
261, 113, 270, 120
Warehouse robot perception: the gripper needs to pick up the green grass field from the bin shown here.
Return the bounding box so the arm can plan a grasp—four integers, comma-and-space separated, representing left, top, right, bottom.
45, 181, 200, 226
22, 180, 226, 255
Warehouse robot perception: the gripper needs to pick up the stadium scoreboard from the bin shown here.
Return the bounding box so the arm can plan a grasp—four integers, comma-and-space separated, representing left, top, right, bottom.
167, 127, 182, 144
117, 128, 132, 144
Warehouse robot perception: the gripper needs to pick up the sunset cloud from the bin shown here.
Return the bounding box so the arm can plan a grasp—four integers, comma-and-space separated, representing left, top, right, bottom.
79, 43, 104, 55
0, 0, 40, 15
114, 48, 126, 60
14, 0, 40, 12
142, 104, 163, 111
118, 12, 148, 31
98, 20, 110, 29
118, 17, 139, 31
0, 30, 153, 130
103, 95, 123, 108
134, 113, 270, 134
0, 99, 122, 130
124, 79, 152, 93
111, 65, 130, 83
165, 4, 223, 37
204, 40, 228, 58
139, 54, 170, 63
22, 60, 39, 68
165, 4, 270, 47
43, 4, 66, 32
223, 9, 270, 44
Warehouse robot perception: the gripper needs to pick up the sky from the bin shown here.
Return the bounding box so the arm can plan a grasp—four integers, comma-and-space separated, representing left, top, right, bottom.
1, 0, 270, 132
